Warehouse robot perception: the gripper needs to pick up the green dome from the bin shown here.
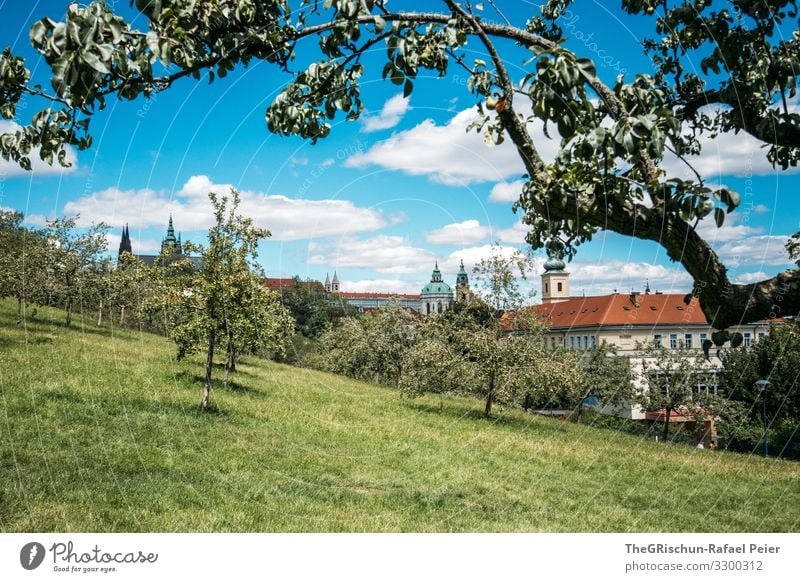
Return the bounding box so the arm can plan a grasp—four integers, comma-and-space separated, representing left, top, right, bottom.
543, 256, 566, 272
421, 281, 453, 295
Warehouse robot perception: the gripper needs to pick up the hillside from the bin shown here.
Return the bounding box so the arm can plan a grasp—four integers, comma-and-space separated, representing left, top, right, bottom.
0, 299, 798, 532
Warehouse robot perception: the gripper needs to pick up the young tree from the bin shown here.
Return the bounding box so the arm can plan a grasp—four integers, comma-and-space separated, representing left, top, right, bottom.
0, 211, 49, 321
2, 1, 799, 326
635, 343, 723, 442
171, 189, 291, 410
401, 309, 558, 417
719, 325, 800, 457
576, 342, 635, 421
313, 301, 417, 387
471, 245, 536, 312
44, 215, 108, 326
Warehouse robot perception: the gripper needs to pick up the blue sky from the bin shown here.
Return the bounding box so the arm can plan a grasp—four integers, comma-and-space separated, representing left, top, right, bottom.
1, 0, 797, 297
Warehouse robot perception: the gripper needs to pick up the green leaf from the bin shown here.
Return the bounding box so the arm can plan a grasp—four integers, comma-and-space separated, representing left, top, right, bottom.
714, 207, 725, 228
83, 50, 111, 74
403, 79, 413, 98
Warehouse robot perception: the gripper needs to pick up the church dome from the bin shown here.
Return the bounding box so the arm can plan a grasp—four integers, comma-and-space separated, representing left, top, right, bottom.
543, 256, 566, 272
421, 281, 453, 295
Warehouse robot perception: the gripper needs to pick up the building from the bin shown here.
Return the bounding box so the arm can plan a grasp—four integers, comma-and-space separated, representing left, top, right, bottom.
506, 256, 778, 421
117, 215, 202, 268
317, 261, 471, 315
420, 261, 455, 315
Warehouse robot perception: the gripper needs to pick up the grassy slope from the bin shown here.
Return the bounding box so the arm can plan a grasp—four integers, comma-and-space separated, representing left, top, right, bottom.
0, 299, 798, 532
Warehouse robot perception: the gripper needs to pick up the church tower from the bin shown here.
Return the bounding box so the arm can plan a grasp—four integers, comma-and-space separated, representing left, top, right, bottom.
331, 271, 340, 292
540, 255, 570, 304
161, 214, 183, 256
324, 273, 331, 293
455, 259, 472, 302
118, 224, 132, 258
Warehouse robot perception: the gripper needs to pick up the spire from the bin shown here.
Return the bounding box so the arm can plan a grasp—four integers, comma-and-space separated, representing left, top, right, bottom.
118, 223, 132, 257
331, 271, 340, 292
645, 279, 651, 294
456, 259, 469, 287
431, 260, 443, 283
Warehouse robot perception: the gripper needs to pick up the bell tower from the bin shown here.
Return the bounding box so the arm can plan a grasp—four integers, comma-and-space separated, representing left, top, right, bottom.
541, 255, 570, 304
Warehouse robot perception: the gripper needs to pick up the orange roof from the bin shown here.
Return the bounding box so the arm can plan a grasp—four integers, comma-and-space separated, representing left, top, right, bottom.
333, 291, 420, 300
532, 293, 709, 329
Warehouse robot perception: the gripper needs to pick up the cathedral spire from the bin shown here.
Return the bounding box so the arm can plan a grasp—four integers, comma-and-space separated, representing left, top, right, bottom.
118, 223, 132, 257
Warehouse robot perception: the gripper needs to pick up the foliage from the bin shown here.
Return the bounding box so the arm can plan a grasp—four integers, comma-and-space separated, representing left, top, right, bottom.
311, 301, 417, 387
170, 188, 292, 409
0, 210, 50, 319
576, 341, 635, 419
718, 325, 800, 458
470, 245, 536, 312
278, 278, 357, 338
43, 215, 109, 326
1, 0, 799, 325
400, 309, 566, 417
635, 341, 728, 442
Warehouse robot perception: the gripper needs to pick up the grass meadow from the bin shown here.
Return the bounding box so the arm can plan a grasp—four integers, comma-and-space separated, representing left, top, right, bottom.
1, 299, 798, 532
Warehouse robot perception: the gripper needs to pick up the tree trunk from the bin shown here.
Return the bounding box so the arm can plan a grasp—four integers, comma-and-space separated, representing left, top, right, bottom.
119, 305, 125, 326
201, 330, 216, 410
484, 375, 495, 418
662, 406, 671, 442
97, 299, 103, 326
65, 299, 73, 326
16, 296, 22, 324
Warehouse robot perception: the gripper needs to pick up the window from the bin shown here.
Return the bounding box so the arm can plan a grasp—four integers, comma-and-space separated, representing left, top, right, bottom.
569, 336, 575, 351
684, 333, 693, 349
426, 303, 431, 315
653, 334, 662, 348
544, 283, 549, 294
758, 332, 766, 342
743, 332, 752, 348
437, 301, 442, 313
699, 332, 708, 346
557, 282, 563, 292
583, 335, 589, 351
590, 335, 596, 349
669, 333, 678, 349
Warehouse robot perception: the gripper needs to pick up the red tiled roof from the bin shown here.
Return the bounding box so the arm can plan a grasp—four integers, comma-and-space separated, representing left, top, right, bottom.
532, 293, 709, 329
333, 291, 421, 300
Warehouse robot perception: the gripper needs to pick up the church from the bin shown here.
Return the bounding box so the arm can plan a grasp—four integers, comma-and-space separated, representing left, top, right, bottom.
322, 260, 472, 316
117, 216, 202, 268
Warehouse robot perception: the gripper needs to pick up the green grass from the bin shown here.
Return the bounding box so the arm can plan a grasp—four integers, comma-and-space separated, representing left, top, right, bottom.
1, 299, 798, 532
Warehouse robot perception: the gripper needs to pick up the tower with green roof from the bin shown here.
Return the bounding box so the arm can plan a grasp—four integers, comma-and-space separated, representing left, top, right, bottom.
455, 259, 472, 303
540, 254, 570, 304
420, 261, 454, 315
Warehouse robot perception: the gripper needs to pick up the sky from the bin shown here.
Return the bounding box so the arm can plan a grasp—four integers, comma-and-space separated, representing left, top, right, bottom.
1, 0, 798, 298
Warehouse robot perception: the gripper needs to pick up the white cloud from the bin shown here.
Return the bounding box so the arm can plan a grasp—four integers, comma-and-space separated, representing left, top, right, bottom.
662, 103, 800, 180
340, 278, 422, 295
715, 235, 792, 268
694, 212, 762, 244
63, 175, 387, 241
426, 219, 492, 245
489, 179, 527, 203
734, 271, 771, 284
441, 244, 533, 274
0, 121, 78, 177
753, 204, 770, 214
347, 107, 558, 186
105, 232, 161, 255
308, 235, 434, 275
494, 221, 529, 245
567, 260, 693, 296
361, 94, 411, 132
